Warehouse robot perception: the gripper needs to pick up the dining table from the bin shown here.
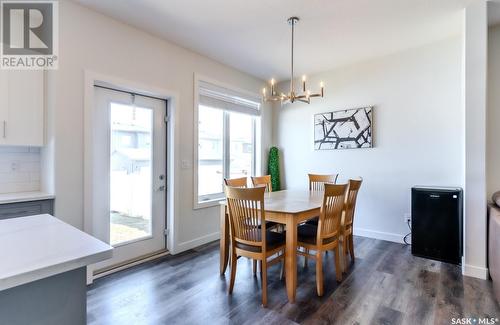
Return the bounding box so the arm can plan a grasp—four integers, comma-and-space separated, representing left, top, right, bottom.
219, 190, 324, 303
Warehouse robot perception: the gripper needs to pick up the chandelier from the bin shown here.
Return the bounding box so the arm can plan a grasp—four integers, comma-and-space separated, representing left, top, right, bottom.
262, 17, 324, 104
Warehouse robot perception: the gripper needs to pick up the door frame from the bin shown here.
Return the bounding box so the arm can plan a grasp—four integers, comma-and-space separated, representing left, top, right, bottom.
83, 71, 179, 282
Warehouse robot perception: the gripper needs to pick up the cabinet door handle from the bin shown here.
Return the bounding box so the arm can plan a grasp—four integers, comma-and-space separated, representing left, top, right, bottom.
2, 121, 5, 138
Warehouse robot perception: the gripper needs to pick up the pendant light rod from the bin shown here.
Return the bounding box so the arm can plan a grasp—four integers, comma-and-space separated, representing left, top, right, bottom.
262, 16, 324, 105
289, 17, 298, 95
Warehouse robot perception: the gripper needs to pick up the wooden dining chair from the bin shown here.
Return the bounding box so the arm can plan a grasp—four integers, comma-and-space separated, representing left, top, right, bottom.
251, 174, 284, 234
251, 175, 272, 192
305, 173, 339, 232
225, 185, 286, 307
340, 178, 362, 272
225, 177, 258, 272
308, 173, 339, 191
297, 183, 347, 296
224, 177, 279, 274
224, 177, 248, 188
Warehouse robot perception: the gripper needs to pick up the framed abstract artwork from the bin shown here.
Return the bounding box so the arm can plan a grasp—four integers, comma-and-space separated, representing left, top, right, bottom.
314, 106, 373, 150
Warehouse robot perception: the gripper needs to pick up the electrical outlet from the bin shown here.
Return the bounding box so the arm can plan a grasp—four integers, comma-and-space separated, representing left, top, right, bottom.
181, 160, 191, 169
10, 162, 18, 172
403, 213, 411, 224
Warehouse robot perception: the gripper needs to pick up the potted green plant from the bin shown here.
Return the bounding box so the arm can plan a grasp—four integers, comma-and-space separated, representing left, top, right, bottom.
268, 147, 281, 191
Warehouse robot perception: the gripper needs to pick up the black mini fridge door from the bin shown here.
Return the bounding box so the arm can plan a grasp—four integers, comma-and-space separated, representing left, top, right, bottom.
411, 187, 463, 265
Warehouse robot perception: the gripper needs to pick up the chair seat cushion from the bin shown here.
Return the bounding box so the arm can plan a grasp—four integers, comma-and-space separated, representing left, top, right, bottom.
298, 224, 337, 245
235, 231, 286, 253
305, 217, 318, 226
260, 221, 279, 229
494, 191, 500, 208
298, 224, 318, 244
247, 221, 278, 229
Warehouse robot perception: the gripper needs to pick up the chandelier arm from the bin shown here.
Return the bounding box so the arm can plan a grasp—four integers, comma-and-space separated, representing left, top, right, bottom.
296, 91, 321, 98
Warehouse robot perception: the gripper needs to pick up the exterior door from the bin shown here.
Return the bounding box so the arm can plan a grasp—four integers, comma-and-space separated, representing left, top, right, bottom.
91, 86, 167, 271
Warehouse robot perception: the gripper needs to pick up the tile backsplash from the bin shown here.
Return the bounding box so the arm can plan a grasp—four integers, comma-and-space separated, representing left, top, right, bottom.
0, 147, 40, 193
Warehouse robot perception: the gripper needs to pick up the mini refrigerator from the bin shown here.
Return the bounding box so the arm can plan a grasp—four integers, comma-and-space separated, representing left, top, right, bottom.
411, 186, 463, 265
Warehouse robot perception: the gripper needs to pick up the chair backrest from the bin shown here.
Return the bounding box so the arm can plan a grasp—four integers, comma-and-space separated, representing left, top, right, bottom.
251, 175, 272, 192
308, 173, 339, 191
224, 177, 247, 188
317, 183, 348, 243
225, 186, 267, 249
344, 179, 362, 229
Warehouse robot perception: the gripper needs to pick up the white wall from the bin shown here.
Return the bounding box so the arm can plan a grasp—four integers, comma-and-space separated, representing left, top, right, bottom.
487, 25, 500, 198
464, 1, 488, 279
273, 37, 464, 243
47, 0, 271, 253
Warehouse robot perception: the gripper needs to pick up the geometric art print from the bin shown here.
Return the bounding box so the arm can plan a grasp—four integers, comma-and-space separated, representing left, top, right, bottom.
314, 107, 373, 150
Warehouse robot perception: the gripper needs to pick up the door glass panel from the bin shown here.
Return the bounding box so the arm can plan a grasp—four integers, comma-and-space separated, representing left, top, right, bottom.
198, 105, 224, 199
229, 112, 254, 179
110, 103, 153, 246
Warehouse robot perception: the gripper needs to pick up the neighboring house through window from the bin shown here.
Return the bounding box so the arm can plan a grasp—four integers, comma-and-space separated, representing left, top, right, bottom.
196, 79, 261, 206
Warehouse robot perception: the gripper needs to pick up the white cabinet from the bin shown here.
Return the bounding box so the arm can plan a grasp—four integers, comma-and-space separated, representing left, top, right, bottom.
0, 70, 44, 146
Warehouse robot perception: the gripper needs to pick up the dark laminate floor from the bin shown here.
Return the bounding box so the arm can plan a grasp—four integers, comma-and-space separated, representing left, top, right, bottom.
87, 237, 500, 325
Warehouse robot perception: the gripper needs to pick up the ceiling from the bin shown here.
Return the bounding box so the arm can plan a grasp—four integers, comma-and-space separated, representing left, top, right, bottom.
75, 0, 476, 81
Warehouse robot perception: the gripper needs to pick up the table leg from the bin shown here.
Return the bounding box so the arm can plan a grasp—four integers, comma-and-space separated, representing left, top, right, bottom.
220, 205, 229, 275
285, 216, 297, 302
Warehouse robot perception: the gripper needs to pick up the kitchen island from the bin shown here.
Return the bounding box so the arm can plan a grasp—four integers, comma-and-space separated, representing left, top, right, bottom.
0, 214, 112, 325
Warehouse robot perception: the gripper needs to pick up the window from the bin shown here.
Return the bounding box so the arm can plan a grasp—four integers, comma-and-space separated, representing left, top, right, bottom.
196, 79, 261, 206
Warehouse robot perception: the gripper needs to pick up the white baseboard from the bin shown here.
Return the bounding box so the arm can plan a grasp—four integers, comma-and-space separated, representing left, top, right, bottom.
93, 251, 170, 280
171, 229, 494, 281
353, 227, 404, 244
462, 262, 489, 280
174, 228, 403, 254
87, 251, 169, 284
175, 231, 220, 253
354, 229, 491, 280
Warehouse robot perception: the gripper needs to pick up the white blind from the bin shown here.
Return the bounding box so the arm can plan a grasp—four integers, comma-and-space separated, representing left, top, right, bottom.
198, 80, 261, 116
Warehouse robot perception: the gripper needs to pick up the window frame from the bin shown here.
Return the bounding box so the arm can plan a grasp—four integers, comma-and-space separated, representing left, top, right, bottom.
193, 75, 261, 209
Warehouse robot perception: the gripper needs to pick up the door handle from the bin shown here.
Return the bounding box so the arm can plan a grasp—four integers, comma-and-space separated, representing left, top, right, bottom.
3, 121, 5, 138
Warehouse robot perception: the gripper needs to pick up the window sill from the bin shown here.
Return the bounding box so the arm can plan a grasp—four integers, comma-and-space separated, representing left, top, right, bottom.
194, 198, 225, 210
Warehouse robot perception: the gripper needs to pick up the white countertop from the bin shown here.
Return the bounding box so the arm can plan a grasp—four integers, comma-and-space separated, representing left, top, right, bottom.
0, 214, 113, 291
0, 191, 55, 204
